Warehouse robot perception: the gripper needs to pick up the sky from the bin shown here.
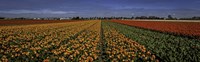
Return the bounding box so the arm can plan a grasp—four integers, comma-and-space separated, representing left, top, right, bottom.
0, 0, 200, 18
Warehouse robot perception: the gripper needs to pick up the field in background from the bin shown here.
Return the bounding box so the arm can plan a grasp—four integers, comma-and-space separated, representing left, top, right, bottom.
132, 20, 200, 22
0, 20, 199, 62
112, 20, 200, 37
0, 20, 80, 26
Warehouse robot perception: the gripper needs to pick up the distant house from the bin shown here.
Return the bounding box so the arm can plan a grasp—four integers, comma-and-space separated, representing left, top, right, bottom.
33, 18, 41, 20
59, 18, 71, 20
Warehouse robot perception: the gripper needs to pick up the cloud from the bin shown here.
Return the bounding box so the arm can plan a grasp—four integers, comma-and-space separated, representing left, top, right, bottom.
0, 10, 76, 14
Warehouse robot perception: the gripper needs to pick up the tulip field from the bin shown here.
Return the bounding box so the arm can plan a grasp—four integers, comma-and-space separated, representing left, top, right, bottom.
0, 20, 79, 26
0, 20, 200, 62
111, 20, 200, 38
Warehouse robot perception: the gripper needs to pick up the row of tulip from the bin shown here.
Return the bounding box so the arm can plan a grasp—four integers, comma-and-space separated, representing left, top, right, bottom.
107, 21, 200, 62
47, 20, 101, 62
0, 20, 166, 62
0, 21, 99, 61
102, 22, 159, 62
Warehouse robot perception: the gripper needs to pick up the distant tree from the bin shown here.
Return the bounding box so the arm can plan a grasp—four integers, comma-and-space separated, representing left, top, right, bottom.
192, 16, 200, 20
167, 15, 174, 20
131, 16, 134, 19
0, 17, 5, 20
72, 16, 80, 20
135, 16, 147, 19
14, 17, 26, 20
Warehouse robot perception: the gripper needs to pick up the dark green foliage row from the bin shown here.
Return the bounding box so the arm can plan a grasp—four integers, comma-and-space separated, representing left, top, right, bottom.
104, 21, 200, 62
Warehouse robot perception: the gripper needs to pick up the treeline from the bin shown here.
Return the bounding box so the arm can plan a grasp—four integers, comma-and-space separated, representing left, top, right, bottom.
71, 16, 164, 20
1, 15, 200, 20
0, 17, 67, 20
71, 16, 134, 20
0, 17, 5, 19
71, 15, 200, 20
179, 16, 200, 20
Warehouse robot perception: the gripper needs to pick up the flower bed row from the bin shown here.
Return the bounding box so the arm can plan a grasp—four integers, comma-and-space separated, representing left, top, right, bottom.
102, 21, 159, 62
0, 21, 98, 61
111, 20, 200, 37
106, 21, 200, 62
